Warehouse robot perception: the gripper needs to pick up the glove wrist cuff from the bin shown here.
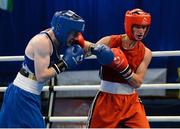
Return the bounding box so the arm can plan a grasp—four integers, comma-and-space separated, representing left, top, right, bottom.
52, 59, 67, 74
87, 44, 96, 56
119, 65, 133, 80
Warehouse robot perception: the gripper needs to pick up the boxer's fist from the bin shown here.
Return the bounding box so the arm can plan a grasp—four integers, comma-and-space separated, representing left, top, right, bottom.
72, 32, 85, 48
109, 48, 133, 80
63, 44, 84, 68
52, 45, 84, 74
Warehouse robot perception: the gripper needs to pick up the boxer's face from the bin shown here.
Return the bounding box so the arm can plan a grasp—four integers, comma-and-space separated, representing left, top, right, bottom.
132, 25, 147, 41
66, 31, 78, 46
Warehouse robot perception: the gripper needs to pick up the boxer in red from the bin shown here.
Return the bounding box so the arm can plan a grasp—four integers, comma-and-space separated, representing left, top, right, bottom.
86, 8, 152, 128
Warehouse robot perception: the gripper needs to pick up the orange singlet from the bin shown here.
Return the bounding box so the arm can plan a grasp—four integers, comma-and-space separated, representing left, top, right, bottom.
86, 35, 150, 128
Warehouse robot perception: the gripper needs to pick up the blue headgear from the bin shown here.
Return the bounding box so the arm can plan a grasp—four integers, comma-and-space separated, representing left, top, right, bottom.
51, 10, 85, 51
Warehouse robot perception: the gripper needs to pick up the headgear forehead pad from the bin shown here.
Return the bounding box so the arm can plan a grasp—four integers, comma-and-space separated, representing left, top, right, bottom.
51, 10, 85, 49
124, 8, 151, 40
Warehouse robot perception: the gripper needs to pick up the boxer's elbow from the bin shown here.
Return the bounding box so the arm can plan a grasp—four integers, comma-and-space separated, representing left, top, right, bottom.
134, 80, 143, 88
129, 82, 142, 89
35, 71, 50, 82
36, 74, 46, 82
128, 77, 143, 88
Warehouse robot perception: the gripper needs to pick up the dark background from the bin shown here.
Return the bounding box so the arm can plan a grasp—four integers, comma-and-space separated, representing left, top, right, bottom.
0, 0, 180, 128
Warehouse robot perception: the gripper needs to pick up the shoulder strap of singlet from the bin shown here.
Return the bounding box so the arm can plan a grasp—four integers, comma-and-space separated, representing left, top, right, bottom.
40, 31, 61, 60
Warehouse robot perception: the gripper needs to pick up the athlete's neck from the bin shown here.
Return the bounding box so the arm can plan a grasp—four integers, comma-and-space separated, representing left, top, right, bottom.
122, 34, 137, 50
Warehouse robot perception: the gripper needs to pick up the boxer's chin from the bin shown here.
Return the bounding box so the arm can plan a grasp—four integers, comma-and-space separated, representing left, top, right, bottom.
134, 35, 143, 41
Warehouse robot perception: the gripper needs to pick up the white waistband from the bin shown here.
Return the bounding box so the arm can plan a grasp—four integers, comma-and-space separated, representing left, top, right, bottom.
13, 72, 44, 95
100, 80, 135, 94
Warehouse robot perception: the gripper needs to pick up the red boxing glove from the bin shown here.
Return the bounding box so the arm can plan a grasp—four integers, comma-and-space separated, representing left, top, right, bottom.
73, 32, 85, 48
109, 48, 133, 80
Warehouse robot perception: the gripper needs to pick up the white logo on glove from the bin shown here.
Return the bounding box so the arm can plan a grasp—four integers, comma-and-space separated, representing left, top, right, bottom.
72, 54, 84, 64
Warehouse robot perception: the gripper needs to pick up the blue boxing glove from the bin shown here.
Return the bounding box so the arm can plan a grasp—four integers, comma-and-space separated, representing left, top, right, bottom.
63, 44, 84, 68
89, 44, 114, 65
52, 45, 84, 74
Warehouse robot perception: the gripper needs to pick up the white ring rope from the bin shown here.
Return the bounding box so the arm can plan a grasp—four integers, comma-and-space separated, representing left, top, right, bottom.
0, 83, 180, 92
0, 50, 180, 62
45, 116, 180, 123
152, 50, 180, 57
0, 56, 24, 62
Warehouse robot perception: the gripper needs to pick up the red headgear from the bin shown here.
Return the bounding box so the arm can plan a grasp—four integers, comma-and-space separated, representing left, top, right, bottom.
124, 8, 151, 40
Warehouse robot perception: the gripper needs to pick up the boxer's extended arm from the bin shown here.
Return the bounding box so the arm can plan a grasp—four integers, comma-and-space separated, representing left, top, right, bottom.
88, 36, 113, 65
84, 36, 111, 53
73, 33, 114, 65
96, 36, 111, 46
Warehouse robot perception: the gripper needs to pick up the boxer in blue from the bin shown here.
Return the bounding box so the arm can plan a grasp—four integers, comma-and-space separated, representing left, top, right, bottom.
0, 10, 114, 128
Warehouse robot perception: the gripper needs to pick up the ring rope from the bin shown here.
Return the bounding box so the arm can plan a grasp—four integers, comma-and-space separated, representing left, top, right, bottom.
0, 50, 180, 62
44, 116, 180, 123
0, 83, 180, 92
